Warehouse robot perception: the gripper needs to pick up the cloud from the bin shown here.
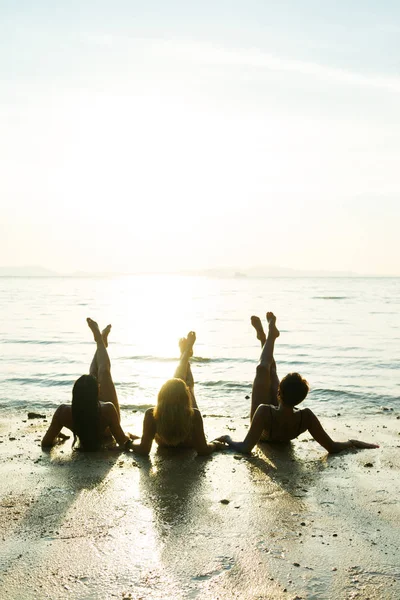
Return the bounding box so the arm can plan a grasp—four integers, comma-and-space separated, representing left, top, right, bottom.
85, 33, 400, 94
154, 39, 400, 93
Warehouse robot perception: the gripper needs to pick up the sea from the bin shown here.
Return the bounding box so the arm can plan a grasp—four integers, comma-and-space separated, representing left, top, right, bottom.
0, 275, 399, 420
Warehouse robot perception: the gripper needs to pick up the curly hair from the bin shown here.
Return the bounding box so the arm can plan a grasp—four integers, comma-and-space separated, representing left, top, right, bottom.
279, 372, 309, 407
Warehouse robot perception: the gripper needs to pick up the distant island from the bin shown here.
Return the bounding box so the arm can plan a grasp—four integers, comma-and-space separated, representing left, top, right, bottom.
1, 265, 397, 278
196, 266, 360, 278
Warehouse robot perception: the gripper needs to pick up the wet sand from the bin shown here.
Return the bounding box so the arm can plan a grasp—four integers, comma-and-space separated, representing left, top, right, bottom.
0, 411, 399, 600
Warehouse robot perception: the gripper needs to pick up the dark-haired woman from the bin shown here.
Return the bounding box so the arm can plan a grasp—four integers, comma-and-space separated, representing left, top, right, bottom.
217, 312, 379, 455
42, 318, 131, 450
126, 331, 224, 456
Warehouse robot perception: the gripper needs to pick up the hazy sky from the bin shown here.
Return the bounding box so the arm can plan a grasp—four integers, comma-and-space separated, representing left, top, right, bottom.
1, 1, 400, 275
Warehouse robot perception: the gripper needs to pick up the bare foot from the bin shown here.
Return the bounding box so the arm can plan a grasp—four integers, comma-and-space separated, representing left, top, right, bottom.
251, 315, 266, 346
87, 318, 103, 344
186, 331, 196, 351
179, 337, 193, 357
179, 335, 195, 356
102, 324, 111, 348
266, 312, 280, 338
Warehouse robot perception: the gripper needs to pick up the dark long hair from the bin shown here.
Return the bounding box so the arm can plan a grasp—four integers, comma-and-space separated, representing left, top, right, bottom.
71, 374, 101, 451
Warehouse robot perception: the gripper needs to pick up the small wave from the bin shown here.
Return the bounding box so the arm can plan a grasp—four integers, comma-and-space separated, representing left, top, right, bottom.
119, 355, 252, 364
192, 357, 212, 363
121, 403, 154, 411
313, 296, 348, 300
193, 356, 254, 364
111, 381, 139, 388
4, 377, 144, 389
5, 377, 74, 387
120, 355, 177, 363
374, 361, 400, 370
2, 339, 62, 345
200, 380, 250, 390
277, 360, 311, 368
311, 387, 398, 405
312, 388, 361, 400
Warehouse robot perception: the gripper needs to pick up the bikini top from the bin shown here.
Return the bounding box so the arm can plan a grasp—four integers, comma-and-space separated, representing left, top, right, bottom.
267, 405, 305, 441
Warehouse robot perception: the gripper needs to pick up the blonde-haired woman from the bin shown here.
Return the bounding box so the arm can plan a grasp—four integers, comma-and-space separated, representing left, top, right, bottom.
127, 332, 224, 456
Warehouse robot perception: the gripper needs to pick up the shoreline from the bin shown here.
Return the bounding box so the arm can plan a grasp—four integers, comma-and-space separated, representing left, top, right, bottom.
0, 412, 399, 599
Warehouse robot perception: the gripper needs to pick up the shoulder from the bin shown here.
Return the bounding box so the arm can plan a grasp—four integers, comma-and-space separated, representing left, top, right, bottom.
192, 408, 202, 422
191, 409, 203, 431
257, 404, 274, 416
100, 402, 119, 425
300, 407, 314, 424
100, 402, 117, 416
143, 408, 157, 435
301, 407, 313, 416
145, 407, 155, 420
54, 404, 71, 421
144, 408, 156, 428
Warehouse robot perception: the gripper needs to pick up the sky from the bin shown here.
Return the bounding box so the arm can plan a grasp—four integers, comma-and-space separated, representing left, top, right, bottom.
1, 1, 400, 275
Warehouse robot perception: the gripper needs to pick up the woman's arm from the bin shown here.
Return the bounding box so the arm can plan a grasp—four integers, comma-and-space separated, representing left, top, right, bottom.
125, 408, 157, 456
41, 406, 69, 447
305, 409, 379, 453
105, 403, 132, 448
192, 410, 225, 456
217, 404, 271, 454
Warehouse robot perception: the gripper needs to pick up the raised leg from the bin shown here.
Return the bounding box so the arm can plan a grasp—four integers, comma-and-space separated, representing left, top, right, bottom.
87, 318, 120, 421
174, 333, 199, 409
251, 314, 280, 408
89, 324, 112, 378
250, 312, 280, 419
270, 358, 280, 405
251, 316, 266, 348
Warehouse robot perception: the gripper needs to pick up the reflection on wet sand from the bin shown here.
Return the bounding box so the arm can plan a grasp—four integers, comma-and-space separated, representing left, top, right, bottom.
139, 447, 208, 539
249, 440, 328, 495
0, 445, 119, 593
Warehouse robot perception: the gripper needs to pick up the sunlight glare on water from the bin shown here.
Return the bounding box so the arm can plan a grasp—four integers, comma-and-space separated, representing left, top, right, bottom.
0, 275, 399, 418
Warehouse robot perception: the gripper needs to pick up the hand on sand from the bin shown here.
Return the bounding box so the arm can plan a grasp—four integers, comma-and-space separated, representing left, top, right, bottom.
212, 440, 227, 451
215, 435, 232, 445
349, 439, 380, 449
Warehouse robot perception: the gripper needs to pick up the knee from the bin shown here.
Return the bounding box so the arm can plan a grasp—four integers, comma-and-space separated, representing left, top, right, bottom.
256, 364, 270, 377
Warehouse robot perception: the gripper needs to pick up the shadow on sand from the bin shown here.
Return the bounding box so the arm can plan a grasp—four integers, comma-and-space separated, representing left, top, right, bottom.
236, 440, 329, 498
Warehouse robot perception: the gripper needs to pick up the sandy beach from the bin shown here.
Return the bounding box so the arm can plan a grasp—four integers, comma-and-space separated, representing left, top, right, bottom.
0, 411, 399, 600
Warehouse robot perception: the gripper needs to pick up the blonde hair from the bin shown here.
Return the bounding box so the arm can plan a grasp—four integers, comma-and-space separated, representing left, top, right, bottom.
153, 378, 194, 446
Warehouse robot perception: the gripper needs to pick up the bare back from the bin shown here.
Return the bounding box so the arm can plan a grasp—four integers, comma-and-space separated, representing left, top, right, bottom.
261, 405, 309, 442
42, 401, 127, 447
